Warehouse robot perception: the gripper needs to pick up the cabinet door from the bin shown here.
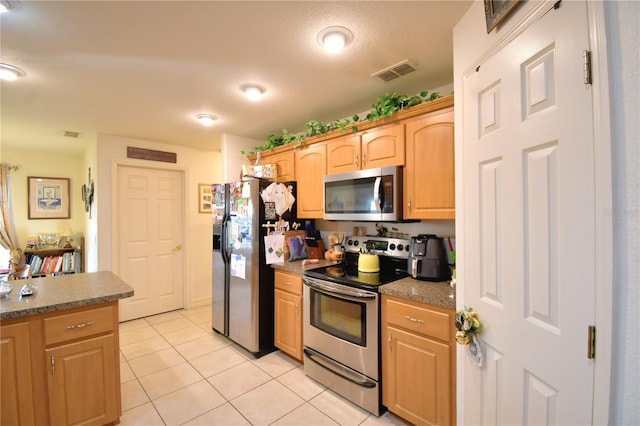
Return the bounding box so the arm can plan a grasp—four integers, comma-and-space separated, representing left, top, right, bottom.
1, 322, 36, 426
274, 289, 303, 361
294, 144, 326, 218
263, 150, 295, 182
404, 108, 455, 219
326, 134, 361, 175
46, 334, 119, 426
361, 123, 405, 169
383, 324, 451, 426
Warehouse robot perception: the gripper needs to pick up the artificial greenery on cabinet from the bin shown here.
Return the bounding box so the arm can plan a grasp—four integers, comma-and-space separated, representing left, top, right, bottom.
242, 90, 442, 156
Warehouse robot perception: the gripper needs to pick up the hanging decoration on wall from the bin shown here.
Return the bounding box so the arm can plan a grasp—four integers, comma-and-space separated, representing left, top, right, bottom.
82, 167, 95, 218
456, 306, 484, 367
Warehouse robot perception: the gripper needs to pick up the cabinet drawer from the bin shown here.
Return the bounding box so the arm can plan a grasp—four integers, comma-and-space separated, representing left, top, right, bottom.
384, 297, 451, 341
274, 270, 303, 296
44, 305, 115, 346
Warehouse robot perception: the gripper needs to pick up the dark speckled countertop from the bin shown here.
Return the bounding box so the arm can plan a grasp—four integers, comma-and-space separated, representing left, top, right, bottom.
272, 260, 455, 311
271, 259, 337, 275
0, 271, 134, 320
378, 277, 456, 311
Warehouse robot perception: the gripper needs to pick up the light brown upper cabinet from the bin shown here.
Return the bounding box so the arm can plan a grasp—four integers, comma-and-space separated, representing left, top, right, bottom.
403, 107, 455, 220
361, 123, 405, 169
326, 134, 361, 175
294, 143, 326, 218
260, 150, 295, 182
326, 124, 405, 175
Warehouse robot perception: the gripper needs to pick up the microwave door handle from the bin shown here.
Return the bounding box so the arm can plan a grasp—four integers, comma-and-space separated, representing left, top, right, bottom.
373, 177, 382, 212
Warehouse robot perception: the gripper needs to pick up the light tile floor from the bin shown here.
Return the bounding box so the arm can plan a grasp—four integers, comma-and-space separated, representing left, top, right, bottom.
118, 305, 408, 426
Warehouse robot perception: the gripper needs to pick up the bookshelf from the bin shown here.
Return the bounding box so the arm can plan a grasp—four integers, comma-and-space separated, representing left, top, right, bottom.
24, 245, 82, 277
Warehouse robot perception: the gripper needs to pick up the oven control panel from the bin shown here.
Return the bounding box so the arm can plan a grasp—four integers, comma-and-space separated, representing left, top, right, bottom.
344, 236, 411, 259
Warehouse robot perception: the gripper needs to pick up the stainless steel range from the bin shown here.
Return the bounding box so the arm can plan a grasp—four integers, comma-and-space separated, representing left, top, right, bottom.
303, 235, 410, 416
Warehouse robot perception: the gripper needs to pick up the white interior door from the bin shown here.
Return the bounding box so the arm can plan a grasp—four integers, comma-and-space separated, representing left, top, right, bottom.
461, 1, 596, 424
117, 166, 185, 322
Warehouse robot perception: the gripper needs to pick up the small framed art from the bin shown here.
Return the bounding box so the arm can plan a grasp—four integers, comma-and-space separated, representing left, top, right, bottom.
484, 0, 521, 33
28, 176, 70, 219
198, 183, 213, 213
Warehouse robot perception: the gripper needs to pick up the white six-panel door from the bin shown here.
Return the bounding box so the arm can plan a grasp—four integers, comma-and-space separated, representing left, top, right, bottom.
461, 1, 596, 424
116, 165, 185, 322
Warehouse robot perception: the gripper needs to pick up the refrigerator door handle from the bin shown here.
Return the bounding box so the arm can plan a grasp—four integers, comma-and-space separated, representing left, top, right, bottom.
221, 214, 231, 264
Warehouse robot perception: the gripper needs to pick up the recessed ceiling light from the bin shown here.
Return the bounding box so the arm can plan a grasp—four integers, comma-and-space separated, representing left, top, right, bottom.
0, 63, 26, 81
240, 84, 266, 101
196, 113, 217, 126
317, 26, 354, 53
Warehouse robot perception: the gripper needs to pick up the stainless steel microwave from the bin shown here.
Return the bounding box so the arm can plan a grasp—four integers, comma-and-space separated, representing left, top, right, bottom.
324, 166, 403, 221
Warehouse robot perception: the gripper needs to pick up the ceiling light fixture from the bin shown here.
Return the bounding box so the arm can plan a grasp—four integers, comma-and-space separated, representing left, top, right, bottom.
0, 0, 11, 13
196, 113, 217, 126
317, 26, 354, 53
0, 63, 26, 81
240, 84, 266, 101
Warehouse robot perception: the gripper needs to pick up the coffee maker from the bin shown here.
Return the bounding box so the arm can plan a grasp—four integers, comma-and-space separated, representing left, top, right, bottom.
408, 234, 451, 281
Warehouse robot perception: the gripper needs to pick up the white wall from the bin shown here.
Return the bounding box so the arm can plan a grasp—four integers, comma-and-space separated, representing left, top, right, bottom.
96, 134, 221, 308
220, 133, 262, 182
82, 135, 98, 272
606, 1, 640, 423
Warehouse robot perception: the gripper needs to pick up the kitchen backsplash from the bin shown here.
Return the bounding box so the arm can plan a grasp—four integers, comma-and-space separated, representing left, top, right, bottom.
313, 219, 456, 263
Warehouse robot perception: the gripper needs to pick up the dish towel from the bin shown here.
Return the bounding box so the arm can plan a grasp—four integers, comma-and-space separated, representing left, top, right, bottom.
260, 182, 296, 216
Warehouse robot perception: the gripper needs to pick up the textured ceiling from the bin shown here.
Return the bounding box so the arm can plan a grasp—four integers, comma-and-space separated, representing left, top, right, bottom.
0, 1, 471, 153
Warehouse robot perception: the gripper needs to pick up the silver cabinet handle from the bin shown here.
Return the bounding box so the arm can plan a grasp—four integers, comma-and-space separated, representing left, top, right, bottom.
355, 154, 359, 168
51, 355, 55, 375
404, 315, 425, 324
362, 152, 367, 167
295, 301, 299, 314
66, 321, 95, 329
388, 333, 392, 352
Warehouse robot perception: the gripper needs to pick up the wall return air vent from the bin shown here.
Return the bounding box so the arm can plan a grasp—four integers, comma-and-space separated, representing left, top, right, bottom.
371, 60, 416, 82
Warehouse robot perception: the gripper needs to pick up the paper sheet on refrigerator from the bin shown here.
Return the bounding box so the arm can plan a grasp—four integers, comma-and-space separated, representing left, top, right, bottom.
264, 234, 285, 264
230, 254, 246, 279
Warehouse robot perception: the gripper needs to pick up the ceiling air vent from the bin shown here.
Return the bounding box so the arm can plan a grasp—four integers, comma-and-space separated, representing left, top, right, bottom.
371, 60, 417, 82
63, 130, 80, 138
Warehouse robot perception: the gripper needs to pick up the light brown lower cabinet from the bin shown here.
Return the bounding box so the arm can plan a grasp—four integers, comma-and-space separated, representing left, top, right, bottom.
1, 321, 36, 425
382, 294, 456, 426
274, 270, 303, 361
0, 301, 122, 426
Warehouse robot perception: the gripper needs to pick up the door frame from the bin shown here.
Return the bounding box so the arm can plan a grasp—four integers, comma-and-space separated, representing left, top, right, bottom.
454, 1, 613, 423
110, 159, 190, 313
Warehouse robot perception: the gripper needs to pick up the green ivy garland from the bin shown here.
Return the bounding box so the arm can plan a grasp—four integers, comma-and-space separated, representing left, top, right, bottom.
242, 90, 442, 156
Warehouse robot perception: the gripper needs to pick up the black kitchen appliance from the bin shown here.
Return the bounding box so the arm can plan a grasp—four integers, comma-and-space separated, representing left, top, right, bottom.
408, 234, 451, 281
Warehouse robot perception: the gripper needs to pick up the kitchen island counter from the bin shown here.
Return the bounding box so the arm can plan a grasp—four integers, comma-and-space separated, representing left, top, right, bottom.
379, 277, 455, 311
0, 270, 134, 320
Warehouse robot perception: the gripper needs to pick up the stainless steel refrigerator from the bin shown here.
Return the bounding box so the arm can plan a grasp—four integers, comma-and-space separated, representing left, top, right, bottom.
211, 178, 296, 356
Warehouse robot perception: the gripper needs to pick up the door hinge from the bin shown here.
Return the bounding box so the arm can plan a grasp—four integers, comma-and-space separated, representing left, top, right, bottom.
583, 50, 592, 85
587, 325, 596, 359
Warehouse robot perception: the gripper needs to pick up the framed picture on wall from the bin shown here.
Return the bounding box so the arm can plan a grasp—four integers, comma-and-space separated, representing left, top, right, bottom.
484, 0, 521, 33
198, 183, 213, 213
28, 176, 70, 219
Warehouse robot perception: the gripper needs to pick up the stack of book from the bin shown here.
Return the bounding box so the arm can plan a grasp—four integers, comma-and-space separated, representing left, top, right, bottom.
26, 252, 76, 275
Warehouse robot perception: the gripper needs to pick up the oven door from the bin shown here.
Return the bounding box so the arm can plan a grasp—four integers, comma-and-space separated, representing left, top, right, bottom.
303, 276, 379, 379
